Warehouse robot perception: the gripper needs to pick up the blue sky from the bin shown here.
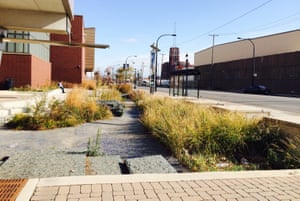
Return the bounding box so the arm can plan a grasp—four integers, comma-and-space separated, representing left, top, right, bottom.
74, 0, 300, 76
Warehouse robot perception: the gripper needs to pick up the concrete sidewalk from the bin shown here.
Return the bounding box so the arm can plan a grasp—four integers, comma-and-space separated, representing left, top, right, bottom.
20, 169, 300, 201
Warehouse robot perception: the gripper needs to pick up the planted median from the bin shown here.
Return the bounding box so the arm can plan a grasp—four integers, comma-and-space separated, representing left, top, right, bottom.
132, 91, 300, 171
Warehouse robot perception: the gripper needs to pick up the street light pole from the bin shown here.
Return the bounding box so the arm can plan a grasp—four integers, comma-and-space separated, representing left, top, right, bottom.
185, 53, 189, 96
237, 37, 256, 86
159, 53, 166, 86
124, 55, 137, 82
153, 33, 176, 92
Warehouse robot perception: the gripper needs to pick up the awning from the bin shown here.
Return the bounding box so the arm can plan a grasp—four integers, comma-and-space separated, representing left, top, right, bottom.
0, 0, 74, 34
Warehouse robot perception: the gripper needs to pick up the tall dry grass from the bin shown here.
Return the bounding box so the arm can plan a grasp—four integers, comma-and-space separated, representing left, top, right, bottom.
82, 79, 97, 90
6, 87, 112, 130
137, 96, 293, 171
99, 87, 122, 101
65, 87, 89, 108
140, 97, 258, 156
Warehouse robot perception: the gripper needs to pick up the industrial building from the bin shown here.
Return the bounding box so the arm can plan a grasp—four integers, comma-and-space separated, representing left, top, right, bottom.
194, 29, 300, 95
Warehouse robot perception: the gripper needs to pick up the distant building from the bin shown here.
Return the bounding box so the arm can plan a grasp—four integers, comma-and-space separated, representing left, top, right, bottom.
194, 29, 300, 94
161, 47, 180, 80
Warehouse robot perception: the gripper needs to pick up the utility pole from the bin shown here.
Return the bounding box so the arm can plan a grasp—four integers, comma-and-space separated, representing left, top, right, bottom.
209, 34, 218, 89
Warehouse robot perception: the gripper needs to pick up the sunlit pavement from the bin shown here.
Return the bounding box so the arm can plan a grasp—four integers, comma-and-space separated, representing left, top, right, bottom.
22, 170, 300, 201
1, 89, 299, 200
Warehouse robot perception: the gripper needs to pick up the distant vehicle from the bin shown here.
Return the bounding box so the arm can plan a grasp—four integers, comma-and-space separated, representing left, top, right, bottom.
243, 85, 271, 95
160, 80, 170, 88
141, 80, 150, 87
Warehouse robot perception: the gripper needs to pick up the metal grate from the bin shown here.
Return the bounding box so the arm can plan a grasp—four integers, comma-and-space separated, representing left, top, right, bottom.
0, 179, 27, 201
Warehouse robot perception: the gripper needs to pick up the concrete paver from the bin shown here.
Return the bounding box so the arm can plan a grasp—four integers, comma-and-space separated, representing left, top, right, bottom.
27, 170, 300, 201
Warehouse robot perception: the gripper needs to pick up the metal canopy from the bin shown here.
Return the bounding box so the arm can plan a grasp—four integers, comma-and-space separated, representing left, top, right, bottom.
2, 37, 110, 49
0, 0, 110, 49
0, 0, 73, 34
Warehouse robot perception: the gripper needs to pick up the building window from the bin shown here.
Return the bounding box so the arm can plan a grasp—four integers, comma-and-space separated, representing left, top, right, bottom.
5, 31, 30, 53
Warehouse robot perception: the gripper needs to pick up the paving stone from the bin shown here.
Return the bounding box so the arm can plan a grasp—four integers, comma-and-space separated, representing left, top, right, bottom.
125, 155, 177, 174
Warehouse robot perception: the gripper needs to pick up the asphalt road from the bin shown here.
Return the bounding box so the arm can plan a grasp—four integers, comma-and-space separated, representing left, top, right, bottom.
145, 87, 300, 115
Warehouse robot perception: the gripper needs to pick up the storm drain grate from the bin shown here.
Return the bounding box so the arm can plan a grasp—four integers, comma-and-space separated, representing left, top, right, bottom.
0, 179, 28, 201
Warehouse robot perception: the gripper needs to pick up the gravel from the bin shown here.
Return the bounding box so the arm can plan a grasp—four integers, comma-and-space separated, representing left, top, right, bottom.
125, 155, 177, 174
0, 102, 188, 179
0, 150, 85, 179
88, 155, 123, 175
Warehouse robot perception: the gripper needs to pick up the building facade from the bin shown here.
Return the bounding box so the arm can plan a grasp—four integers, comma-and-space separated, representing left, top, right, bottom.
161, 47, 180, 80
194, 30, 300, 94
0, 31, 51, 88
51, 15, 86, 84
0, 15, 95, 89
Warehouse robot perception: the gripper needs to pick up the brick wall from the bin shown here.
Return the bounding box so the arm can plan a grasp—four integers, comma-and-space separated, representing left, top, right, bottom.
31, 55, 51, 88
0, 54, 51, 88
50, 15, 85, 84
195, 51, 300, 94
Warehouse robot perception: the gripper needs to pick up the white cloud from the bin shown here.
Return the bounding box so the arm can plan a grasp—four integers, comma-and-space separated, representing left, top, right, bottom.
124, 37, 137, 43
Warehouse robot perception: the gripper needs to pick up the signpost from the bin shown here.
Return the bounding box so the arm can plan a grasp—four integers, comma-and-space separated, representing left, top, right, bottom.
150, 48, 156, 94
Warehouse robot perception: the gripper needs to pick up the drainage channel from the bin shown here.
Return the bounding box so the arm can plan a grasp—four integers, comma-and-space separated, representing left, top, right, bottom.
119, 160, 130, 174
0, 156, 9, 167
117, 155, 187, 175
85, 155, 187, 175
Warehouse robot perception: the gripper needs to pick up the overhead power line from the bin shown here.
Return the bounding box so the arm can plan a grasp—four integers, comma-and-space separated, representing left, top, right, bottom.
179, 0, 274, 45
208, 0, 274, 34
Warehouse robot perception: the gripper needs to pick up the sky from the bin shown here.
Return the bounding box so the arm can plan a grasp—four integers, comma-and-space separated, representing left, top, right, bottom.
74, 0, 300, 76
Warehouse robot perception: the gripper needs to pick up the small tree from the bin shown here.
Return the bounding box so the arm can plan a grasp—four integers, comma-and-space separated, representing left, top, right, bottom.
115, 66, 134, 83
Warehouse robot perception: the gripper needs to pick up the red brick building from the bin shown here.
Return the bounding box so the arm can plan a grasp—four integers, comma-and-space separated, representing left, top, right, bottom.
0, 15, 94, 89
51, 15, 86, 84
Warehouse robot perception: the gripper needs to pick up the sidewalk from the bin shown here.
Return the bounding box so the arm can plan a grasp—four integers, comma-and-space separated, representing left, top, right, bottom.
22, 170, 300, 201
0, 89, 299, 200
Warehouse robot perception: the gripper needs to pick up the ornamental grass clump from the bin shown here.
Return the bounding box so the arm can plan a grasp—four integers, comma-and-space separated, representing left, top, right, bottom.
129, 90, 146, 102
140, 97, 253, 157
81, 79, 97, 90
99, 87, 122, 101
116, 83, 132, 94
6, 88, 112, 130
138, 96, 281, 171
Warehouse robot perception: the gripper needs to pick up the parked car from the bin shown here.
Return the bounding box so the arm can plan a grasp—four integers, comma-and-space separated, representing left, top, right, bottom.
243, 85, 271, 95
97, 100, 124, 116
141, 80, 150, 87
